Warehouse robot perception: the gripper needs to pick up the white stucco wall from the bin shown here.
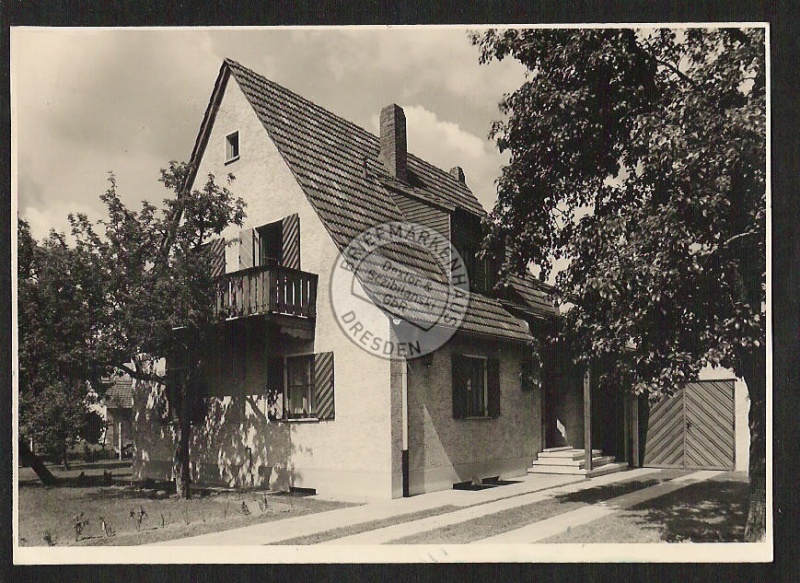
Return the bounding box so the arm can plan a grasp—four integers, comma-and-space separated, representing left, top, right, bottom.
134, 72, 396, 498
406, 334, 539, 495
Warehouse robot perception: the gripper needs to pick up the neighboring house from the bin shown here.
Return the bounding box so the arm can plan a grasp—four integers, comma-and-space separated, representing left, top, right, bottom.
132, 59, 749, 499
104, 377, 134, 458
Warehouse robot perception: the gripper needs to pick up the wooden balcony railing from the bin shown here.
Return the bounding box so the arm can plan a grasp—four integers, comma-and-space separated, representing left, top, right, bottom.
216, 264, 318, 320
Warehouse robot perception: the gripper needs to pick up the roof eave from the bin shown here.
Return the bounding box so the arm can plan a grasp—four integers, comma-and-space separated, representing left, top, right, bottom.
183, 61, 232, 197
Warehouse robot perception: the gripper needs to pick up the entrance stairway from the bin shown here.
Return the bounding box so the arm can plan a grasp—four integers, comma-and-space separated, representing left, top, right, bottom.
528, 446, 626, 478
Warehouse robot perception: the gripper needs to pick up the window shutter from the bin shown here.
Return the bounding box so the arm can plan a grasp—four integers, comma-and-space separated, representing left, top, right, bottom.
252, 228, 261, 266
313, 352, 335, 420
281, 214, 301, 270
266, 357, 284, 419
451, 354, 467, 419
487, 358, 501, 418
239, 228, 255, 269
207, 238, 226, 279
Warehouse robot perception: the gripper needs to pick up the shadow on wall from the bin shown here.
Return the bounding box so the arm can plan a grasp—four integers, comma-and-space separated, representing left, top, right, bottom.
191, 393, 305, 491
406, 338, 536, 493
133, 381, 307, 491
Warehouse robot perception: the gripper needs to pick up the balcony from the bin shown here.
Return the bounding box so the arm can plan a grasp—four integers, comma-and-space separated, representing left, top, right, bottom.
216, 264, 318, 320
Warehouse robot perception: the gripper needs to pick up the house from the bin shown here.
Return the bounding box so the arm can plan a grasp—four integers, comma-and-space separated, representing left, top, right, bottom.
103, 377, 134, 458
132, 58, 748, 499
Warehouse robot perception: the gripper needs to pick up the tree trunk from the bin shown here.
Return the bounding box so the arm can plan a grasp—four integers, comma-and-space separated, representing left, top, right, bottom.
19, 440, 58, 485
61, 442, 70, 471
741, 348, 767, 542
173, 378, 192, 499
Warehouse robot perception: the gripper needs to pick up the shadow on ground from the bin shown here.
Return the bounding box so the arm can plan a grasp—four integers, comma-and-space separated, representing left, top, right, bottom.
554, 479, 662, 505
628, 477, 749, 542
453, 479, 522, 491
19, 464, 133, 490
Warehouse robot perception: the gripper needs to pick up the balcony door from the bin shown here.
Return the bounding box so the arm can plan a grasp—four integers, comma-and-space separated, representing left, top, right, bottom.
258, 221, 282, 266
238, 214, 300, 270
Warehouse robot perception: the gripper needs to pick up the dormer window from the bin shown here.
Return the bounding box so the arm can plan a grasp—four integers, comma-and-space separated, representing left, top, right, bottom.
225, 131, 240, 163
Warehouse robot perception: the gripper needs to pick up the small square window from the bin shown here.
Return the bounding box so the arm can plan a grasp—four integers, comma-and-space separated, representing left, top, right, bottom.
452, 353, 500, 419
225, 131, 240, 162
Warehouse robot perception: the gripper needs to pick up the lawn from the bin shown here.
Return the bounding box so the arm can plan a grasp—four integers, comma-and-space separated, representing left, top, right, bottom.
391, 470, 690, 545
541, 472, 749, 543
274, 505, 462, 545
17, 460, 356, 546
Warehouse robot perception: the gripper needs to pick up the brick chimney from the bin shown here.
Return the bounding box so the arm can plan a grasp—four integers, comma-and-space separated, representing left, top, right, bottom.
379, 104, 407, 182
450, 166, 466, 183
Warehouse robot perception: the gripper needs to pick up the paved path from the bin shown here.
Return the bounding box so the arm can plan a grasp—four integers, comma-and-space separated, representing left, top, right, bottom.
472, 470, 722, 544
153, 472, 583, 546
153, 468, 722, 547
326, 468, 659, 545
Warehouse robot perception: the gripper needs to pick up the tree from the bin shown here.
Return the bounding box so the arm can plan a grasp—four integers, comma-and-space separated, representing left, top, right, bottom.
81, 409, 106, 446
69, 163, 245, 498
472, 28, 766, 540
18, 219, 106, 472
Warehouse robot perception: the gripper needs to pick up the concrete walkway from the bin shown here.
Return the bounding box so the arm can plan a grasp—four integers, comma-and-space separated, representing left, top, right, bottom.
153, 472, 584, 546
326, 468, 659, 545
153, 468, 723, 547
473, 470, 722, 544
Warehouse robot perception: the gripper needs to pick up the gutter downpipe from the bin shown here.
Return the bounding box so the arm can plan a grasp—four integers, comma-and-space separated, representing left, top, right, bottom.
401, 358, 410, 497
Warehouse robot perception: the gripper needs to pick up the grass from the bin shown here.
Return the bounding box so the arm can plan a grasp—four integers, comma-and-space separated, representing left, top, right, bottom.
274, 505, 461, 545
391, 470, 689, 544
541, 472, 749, 543
17, 460, 355, 547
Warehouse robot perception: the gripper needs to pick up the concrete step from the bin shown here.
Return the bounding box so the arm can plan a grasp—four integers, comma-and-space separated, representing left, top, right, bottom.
538, 448, 602, 461
584, 462, 627, 478
531, 455, 616, 469
527, 461, 626, 478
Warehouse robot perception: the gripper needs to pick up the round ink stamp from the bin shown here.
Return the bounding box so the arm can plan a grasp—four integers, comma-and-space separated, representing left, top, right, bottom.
330, 221, 469, 359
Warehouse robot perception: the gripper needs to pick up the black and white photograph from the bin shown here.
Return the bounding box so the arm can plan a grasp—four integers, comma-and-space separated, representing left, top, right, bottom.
11, 25, 771, 564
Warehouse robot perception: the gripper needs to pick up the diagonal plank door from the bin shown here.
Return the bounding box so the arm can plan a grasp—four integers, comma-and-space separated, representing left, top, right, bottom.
643, 390, 686, 468
685, 380, 735, 470
643, 381, 736, 470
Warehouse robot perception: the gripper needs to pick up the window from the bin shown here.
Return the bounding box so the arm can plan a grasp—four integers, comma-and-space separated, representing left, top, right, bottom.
464, 356, 487, 416
452, 354, 500, 419
454, 243, 493, 294
225, 131, 240, 162
257, 221, 283, 266
286, 354, 314, 417
269, 352, 335, 420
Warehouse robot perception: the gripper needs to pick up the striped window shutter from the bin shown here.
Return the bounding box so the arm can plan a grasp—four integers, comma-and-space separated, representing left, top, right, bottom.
252, 228, 261, 266
281, 214, 301, 270
487, 358, 501, 418
239, 228, 255, 269
207, 238, 226, 278
313, 352, 335, 420
266, 357, 284, 419
451, 354, 467, 419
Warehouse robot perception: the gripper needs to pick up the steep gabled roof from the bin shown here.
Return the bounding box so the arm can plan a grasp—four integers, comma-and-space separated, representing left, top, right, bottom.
105, 378, 133, 409
194, 59, 535, 343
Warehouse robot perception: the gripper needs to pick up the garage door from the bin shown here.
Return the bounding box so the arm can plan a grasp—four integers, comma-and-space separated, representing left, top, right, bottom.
643, 380, 735, 470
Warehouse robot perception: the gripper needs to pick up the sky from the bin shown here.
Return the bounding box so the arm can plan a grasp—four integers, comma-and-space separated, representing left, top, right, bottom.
12, 27, 528, 241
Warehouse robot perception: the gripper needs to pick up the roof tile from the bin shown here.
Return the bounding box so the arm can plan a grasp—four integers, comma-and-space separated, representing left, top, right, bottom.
105, 378, 133, 409
223, 59, 539, 343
